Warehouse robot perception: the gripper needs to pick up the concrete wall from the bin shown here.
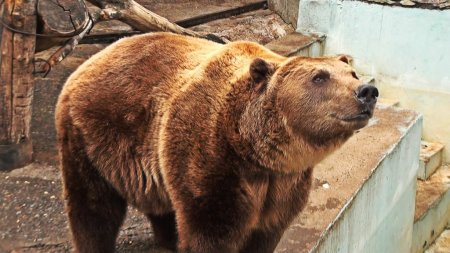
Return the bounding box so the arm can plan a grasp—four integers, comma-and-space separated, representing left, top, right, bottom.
268, 0, 299, 29
312, 112, 422, 253
296, 0, 450, 161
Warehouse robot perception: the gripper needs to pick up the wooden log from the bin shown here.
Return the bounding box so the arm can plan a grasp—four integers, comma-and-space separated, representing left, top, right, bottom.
37, 0, 88, 35
35, 20, 93, 77
0, 2, 14, 145
119, 0, 199, 37
34, 6, 117, 75
35, 0, 227, 51
35, 0, 89, 51
86, 0, 228, 42
0, 0, 37, 170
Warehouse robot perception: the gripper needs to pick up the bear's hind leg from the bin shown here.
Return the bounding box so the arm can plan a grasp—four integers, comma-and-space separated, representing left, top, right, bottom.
63, 162, 127, 253
147, 212, 177, 250
60, 139, 127, 253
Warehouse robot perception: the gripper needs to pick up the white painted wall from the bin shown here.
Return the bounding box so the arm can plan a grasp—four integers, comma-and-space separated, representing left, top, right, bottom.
296, 0, 450, 161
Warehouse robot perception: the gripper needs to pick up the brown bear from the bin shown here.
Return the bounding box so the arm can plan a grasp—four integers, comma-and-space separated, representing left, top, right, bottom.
55, 32, 377, 253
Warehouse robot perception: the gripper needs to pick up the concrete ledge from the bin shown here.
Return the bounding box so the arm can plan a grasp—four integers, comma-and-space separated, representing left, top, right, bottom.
265, 32, 325, 57
418, 141, 444, 180
276, 106, 422, 253
425, 228, 450, 253
268, 0, 300, 28
361, 0, 450, 10
412, 165, 450, 253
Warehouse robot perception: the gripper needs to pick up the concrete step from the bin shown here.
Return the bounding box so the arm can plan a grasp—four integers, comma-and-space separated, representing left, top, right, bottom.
191, 9, 294, 44
425, 228, 450, 253
276, 106, 422, 253
412, 165, 450, 253
265, 32, 325, 57
418, 141, 445, 180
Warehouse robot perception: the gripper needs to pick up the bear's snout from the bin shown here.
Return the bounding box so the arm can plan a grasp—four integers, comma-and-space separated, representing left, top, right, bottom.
356, 84, 378, 106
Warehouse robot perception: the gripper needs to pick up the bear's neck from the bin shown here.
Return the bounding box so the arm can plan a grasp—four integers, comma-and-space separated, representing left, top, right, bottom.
228, 89, 341, 174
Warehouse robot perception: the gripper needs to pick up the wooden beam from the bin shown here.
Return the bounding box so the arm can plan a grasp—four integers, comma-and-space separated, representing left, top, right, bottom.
118, 0, 199, 37
0, 0, 37, 170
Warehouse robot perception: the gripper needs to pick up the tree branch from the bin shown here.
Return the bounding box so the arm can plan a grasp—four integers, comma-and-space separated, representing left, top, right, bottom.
85, 0, 228, 43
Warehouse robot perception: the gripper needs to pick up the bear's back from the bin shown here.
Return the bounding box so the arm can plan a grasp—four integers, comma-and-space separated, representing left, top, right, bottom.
56, 33, 222, 211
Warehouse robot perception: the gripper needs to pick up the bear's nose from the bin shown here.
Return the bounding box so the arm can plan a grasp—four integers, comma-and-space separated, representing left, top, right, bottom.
356, 84, 378, 104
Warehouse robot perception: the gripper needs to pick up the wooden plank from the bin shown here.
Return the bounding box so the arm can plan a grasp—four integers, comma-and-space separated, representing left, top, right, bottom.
12, 27, 35, 144
0, 0, 14, 144
0, 0, 37, 170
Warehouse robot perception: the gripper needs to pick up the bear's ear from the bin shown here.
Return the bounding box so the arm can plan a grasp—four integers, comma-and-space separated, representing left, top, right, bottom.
250, 58, 274, 93
336, 54, 352, 65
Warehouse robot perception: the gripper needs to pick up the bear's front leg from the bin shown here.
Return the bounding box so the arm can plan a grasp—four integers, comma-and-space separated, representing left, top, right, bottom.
174, 190, 257, 253
241, 168, 314, 253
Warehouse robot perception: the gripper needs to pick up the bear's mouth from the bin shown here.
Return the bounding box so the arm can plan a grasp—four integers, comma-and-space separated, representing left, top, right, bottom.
333, 109, 372, 122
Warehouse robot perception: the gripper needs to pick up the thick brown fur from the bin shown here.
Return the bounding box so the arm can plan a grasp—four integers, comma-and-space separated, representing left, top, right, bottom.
55, 32, 374, 253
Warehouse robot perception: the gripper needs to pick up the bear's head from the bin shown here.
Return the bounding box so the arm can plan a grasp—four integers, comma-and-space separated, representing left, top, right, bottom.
239, 55, 378, 172
251, 55, 377, 145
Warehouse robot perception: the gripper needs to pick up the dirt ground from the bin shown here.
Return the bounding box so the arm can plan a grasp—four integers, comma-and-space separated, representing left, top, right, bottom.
0, 163, 171, 253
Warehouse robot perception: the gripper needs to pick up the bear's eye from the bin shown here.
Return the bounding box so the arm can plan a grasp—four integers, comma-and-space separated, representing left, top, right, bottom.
312, 70, 330, 84
351, 71, 359, 80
